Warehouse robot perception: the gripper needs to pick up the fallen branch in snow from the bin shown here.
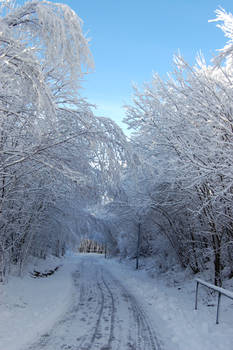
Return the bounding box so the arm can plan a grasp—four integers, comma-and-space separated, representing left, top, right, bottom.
29, 265, 62, 278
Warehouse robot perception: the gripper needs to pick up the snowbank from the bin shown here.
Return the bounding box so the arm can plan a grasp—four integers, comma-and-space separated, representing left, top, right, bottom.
0, 255, 78, 350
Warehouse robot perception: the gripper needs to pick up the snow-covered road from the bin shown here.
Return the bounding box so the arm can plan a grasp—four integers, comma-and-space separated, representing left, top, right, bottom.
26, 255, 161, 350
1, 254, 233, 350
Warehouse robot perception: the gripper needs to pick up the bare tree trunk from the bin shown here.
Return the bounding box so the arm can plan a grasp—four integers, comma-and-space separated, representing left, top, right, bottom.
212, 234, 222, 287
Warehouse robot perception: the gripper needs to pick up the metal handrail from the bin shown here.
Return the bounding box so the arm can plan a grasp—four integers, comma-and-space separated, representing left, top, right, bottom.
194, 278, 233, 324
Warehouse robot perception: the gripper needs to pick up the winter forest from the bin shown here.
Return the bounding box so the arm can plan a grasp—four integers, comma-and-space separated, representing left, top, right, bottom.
0, 0, 233, 293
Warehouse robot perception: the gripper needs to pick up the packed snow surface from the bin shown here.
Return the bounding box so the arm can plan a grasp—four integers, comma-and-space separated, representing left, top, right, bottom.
0, 254, 232, 350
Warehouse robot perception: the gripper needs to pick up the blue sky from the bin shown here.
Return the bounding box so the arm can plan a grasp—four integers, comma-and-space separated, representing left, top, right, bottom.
50, 0, 233, 132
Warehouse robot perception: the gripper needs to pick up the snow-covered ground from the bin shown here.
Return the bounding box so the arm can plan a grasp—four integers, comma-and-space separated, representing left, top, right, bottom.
0, 255, 78, 350
100, 256, 233, 350
0, 253, 232, 350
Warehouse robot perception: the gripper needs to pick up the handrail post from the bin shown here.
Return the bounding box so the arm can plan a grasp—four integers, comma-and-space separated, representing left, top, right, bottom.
195, 281, 199, 310
216, 292, 222, 324
136, 222, 141, 270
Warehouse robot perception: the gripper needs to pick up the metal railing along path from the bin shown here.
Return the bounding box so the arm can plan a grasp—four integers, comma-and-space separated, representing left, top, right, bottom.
195, 278, 233, 324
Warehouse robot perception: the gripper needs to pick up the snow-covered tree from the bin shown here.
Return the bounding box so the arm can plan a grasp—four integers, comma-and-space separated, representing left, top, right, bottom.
0, 0, 128, 281
120, 8, 233, 285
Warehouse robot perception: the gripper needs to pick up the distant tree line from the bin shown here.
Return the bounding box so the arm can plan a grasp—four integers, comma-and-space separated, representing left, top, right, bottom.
79, 239, 105, 254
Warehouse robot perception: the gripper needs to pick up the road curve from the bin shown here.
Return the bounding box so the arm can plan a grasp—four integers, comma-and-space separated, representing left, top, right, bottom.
26, 256, 162, 350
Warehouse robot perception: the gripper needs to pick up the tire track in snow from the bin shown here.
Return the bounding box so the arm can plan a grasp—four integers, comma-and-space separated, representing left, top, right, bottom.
102, 269, 161, 350
88, 280, 105, 349
100, 271, 116, 349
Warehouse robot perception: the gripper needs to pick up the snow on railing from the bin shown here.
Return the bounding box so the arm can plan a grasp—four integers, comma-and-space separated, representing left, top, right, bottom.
194, 278, 233, 324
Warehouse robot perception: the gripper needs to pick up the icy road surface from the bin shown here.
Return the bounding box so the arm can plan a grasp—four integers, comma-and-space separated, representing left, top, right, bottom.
26, 255, 161, 350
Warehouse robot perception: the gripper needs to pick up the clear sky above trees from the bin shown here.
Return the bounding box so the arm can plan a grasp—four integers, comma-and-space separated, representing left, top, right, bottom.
49, 0, 233, 131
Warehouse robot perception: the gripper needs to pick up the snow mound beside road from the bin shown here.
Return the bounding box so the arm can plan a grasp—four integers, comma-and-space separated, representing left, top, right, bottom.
0, 255, 77, 350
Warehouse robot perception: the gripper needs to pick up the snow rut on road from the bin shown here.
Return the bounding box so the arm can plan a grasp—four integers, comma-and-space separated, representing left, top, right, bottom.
26, 256, 161, 350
